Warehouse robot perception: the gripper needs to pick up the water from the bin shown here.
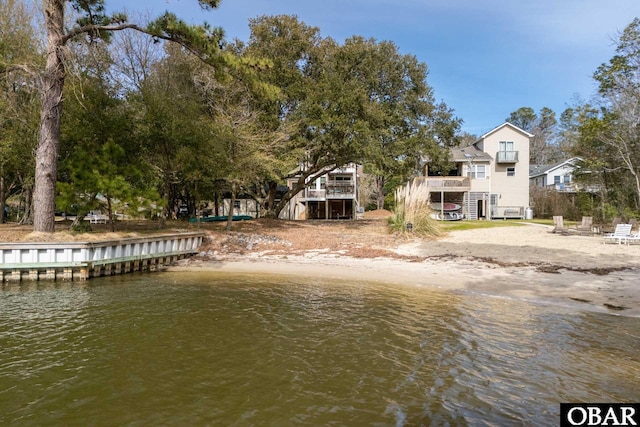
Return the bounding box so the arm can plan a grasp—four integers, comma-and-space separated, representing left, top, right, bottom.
1, 272, 639, 426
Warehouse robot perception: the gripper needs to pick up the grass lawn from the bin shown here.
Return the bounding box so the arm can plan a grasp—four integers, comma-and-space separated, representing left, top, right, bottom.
437, 218, 566, 232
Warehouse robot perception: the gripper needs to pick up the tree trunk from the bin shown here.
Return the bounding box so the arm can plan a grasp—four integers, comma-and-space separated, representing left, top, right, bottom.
107, 197, 115, 232
375, 175, 386, 210
19, 186, 33, 225
0, 173, 5, 224
213, 191, 220, 216
260, 181, 278, 218
194, 179, 201, 228
33, 0, 66, 233
226, 183, 236, 231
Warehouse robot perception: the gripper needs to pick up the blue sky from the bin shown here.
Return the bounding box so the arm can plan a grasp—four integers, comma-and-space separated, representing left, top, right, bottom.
105, 0, 640, 135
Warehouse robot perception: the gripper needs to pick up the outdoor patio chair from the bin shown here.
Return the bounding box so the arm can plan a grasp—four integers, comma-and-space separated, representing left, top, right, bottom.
602, 217, 621, 234
575, 216, 593, 235
603, 223, 633, 244
626, 232, 640, 245
552, 216, 569, 234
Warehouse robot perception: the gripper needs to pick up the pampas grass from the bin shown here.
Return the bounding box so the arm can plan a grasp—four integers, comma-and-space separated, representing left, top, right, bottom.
388, 179, 443, 237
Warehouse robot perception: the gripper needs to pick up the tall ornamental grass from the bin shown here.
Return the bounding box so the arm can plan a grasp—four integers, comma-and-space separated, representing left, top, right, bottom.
388, 180, 442, 237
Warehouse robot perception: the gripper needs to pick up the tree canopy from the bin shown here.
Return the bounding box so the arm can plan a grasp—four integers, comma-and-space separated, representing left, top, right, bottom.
5, 3, 640, 227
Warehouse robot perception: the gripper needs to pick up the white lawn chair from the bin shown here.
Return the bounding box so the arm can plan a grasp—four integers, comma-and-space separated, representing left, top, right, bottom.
603, 223, 632, 244
626, 233, 640, 245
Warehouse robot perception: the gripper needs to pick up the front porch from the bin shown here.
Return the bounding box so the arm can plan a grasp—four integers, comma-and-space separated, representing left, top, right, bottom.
306, 200, 354, 220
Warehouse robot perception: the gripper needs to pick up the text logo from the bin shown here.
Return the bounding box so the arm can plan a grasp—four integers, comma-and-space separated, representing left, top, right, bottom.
560, 404, 639, 426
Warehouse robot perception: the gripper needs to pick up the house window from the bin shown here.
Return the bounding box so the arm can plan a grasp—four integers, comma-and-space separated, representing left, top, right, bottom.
507, 167, 515, 177
320, 177, 326, 189
467, 164, 486, 179
499, 141, 514, 152
233, 200, 241, 209
564, 174, 572, 183
498, 141, 516, 162
554, 175, 561, 185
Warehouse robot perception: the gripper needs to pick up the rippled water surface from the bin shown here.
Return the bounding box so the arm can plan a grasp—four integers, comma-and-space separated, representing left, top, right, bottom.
1, 272, 639, 426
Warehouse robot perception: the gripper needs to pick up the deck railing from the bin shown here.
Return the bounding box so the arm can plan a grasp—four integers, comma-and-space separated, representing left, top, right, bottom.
305, 188, 326, 199
415, 176, 471, 190
496, 151, 519, 163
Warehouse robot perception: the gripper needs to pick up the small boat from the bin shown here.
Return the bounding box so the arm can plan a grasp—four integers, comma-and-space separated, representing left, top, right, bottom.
430, 211, 464, 221
430, 202, 462, 211
189, 215, 253, 223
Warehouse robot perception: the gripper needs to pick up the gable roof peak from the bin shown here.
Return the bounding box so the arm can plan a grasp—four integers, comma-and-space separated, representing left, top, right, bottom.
479, 122, 534, 140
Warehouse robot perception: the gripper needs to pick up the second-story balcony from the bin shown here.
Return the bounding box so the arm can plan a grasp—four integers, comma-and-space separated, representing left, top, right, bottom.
326, 182, 355, 199
496, 151, 519, 163
304, 188, 326, 200
301, 185, 356, 201
415, 176, 470, 191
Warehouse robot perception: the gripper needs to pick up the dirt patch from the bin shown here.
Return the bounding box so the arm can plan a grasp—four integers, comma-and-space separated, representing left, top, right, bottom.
195, 218, 405, 259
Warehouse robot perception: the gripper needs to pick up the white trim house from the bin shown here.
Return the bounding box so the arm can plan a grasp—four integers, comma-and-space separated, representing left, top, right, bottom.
421, 122, 533, 220
280, 163, 361, 220
529, 157, 582, 192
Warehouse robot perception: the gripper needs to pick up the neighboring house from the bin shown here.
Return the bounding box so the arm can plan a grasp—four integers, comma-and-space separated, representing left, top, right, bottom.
219, 197, 261, 218
420, 122, 532, 220
529, 157, 582, 192
280, 163, 361, 220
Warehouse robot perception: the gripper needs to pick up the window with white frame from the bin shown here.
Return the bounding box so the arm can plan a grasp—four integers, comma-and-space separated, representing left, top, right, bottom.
507, 167, 515, 177
499, 141, 516, 162
499, 141, 514, 152
554, 175, 561, 185
467, 164, 486, 179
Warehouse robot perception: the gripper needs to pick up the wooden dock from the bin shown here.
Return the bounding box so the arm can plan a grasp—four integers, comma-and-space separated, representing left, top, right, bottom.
0, 232, 204, 282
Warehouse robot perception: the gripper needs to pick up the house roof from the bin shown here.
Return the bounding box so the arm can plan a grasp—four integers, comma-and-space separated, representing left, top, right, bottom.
478, 122, 534, 140
450, 145, 493, 162
529, 157, 582, 178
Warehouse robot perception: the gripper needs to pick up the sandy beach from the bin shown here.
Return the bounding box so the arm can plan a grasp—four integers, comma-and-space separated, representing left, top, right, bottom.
170, 220, 640, 317
2, 218, 639, 316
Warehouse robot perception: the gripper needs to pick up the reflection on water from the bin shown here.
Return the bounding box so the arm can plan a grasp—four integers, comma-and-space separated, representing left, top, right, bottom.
1, 272, 639, 426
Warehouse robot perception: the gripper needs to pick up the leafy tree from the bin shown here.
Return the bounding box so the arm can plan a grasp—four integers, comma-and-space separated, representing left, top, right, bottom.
133, 44, 212, 220
243, 15, 460, 215
56, 44, 162, 230
339, 36, 460, 209
506, 107, 537, 131
557, 98, 599, 155
238, 15, 324, 217
57, 139, 164, 231
589, 17, 640, 211
0, 0, 41, 223
2, 0, 245, 232
192, 55, 285, 227
506, 106, 559, 164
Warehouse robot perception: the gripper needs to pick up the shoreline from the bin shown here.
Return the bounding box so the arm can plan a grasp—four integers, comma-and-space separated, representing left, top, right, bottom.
3, 219, 639, 316
170, 223, 640, 317
169, 257, 640, 317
